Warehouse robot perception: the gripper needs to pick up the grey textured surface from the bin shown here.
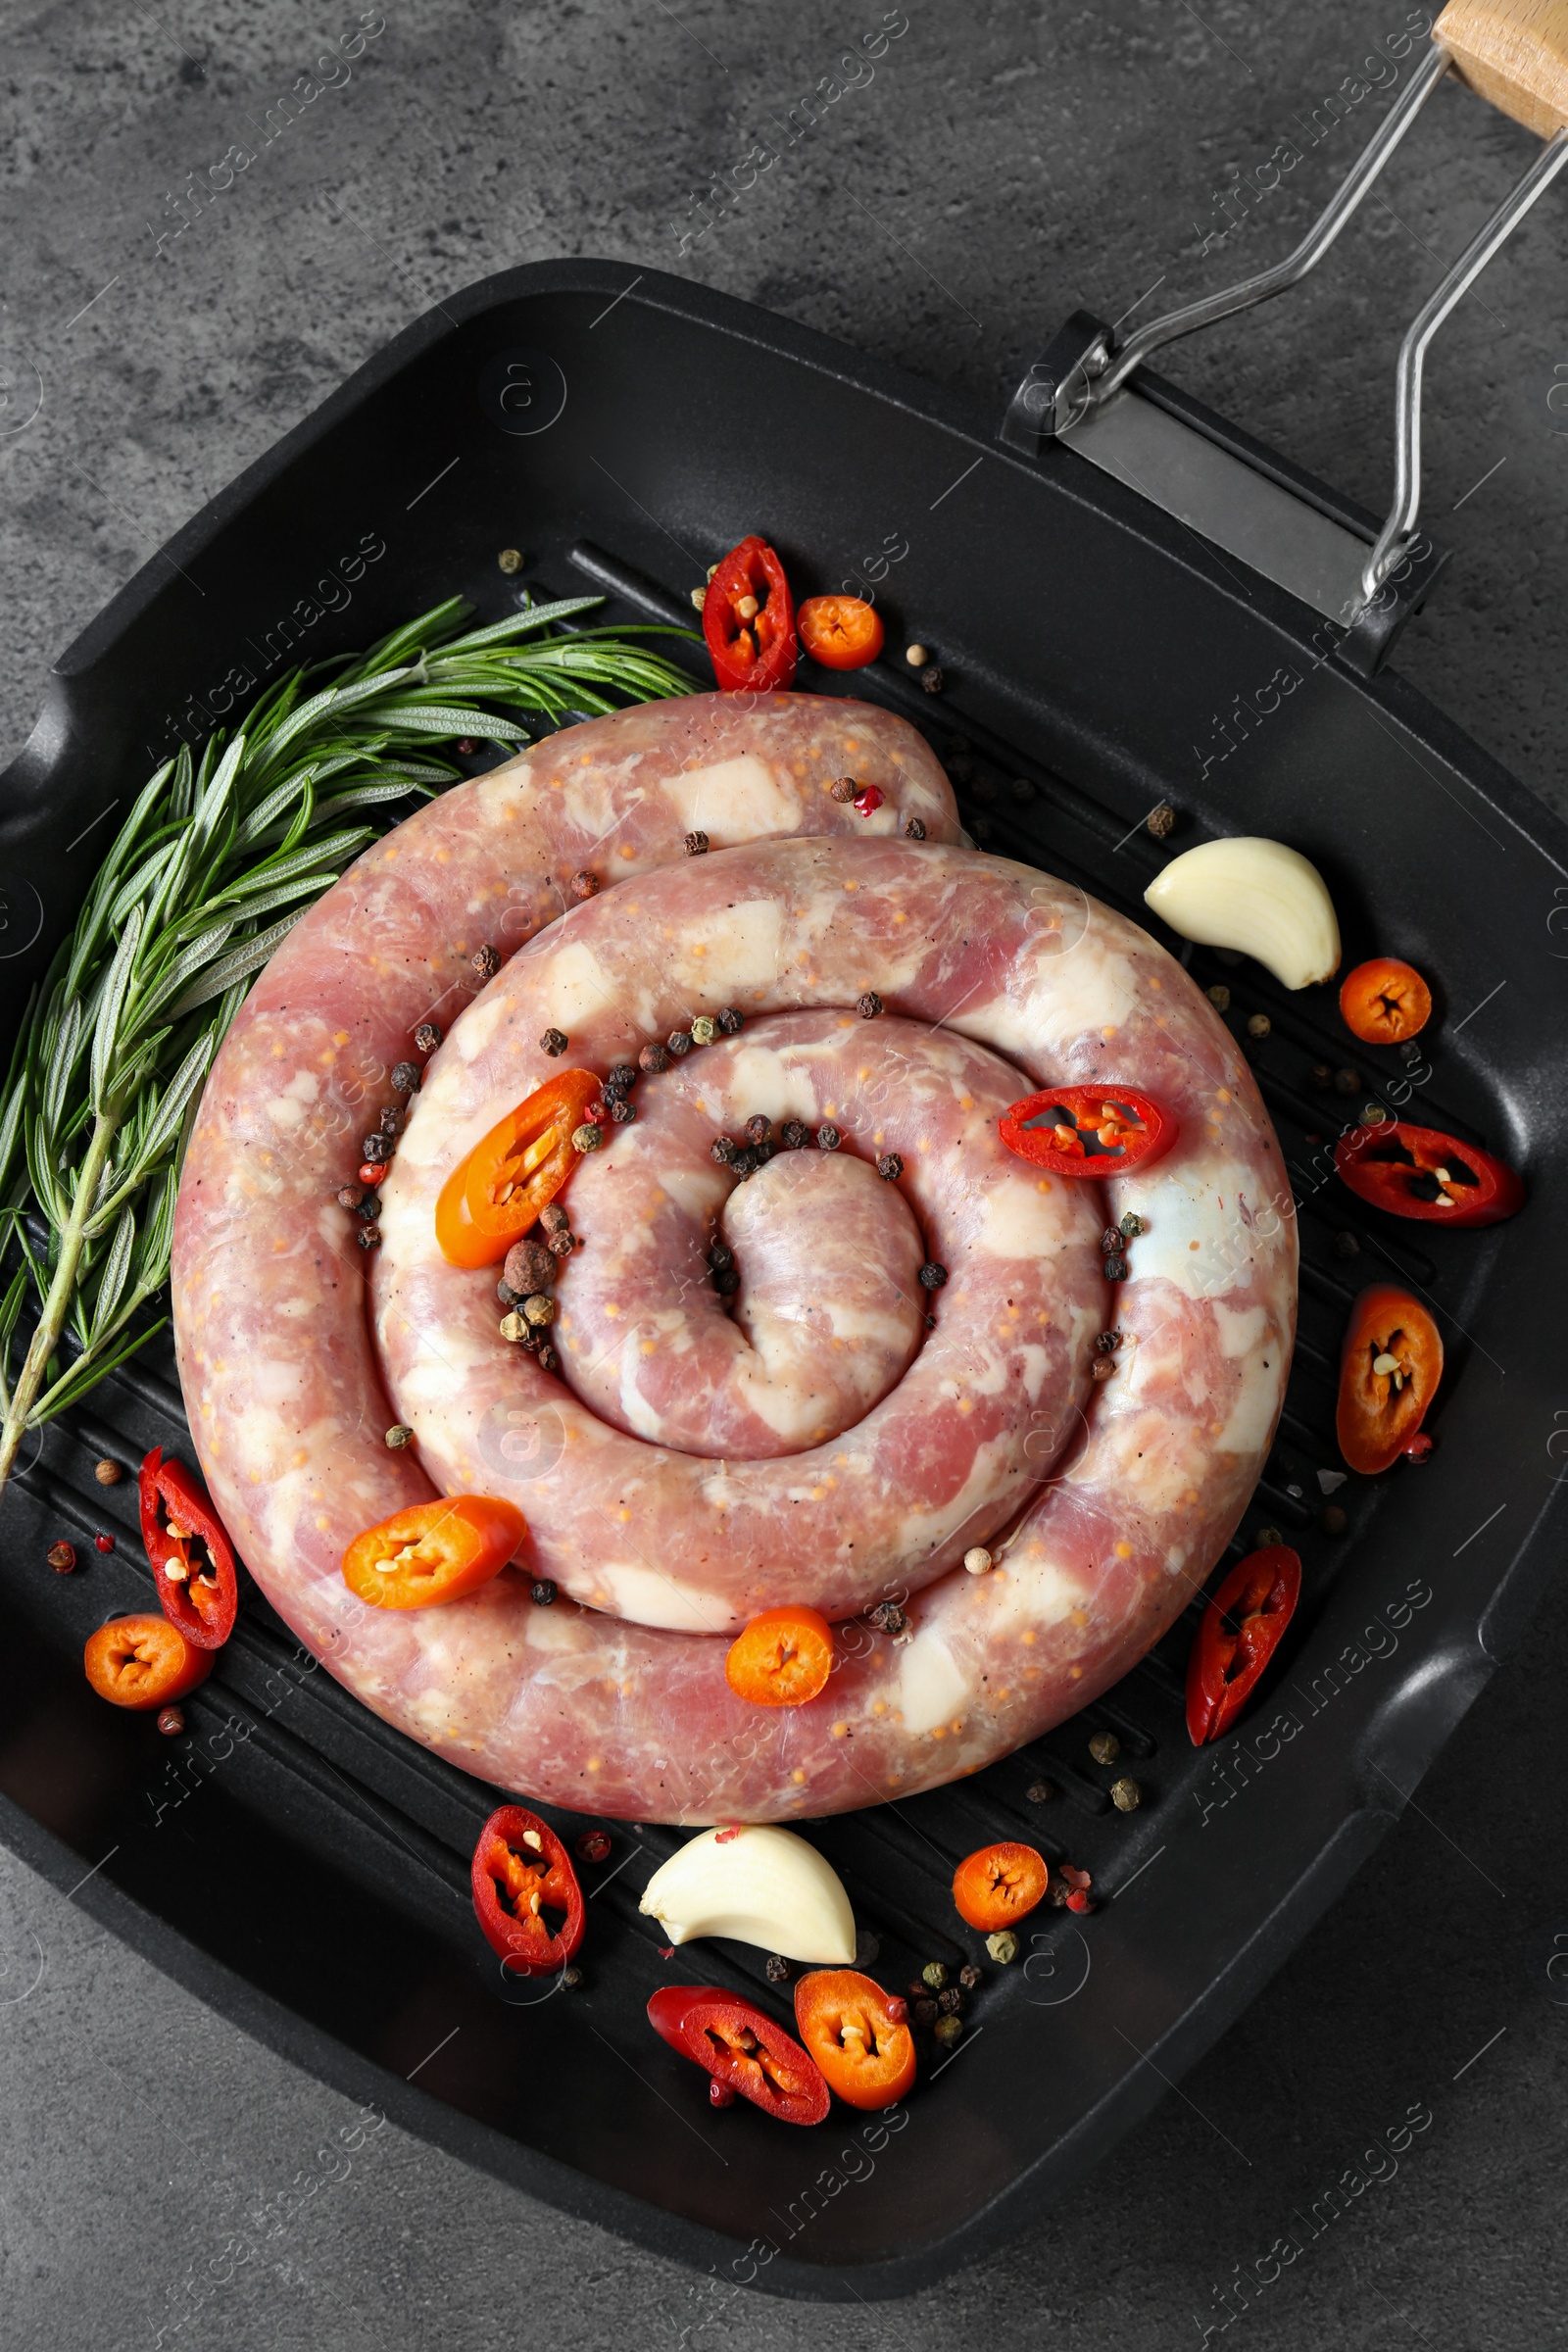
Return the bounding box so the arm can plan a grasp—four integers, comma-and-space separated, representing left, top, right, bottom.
1, 1, 1566, 2345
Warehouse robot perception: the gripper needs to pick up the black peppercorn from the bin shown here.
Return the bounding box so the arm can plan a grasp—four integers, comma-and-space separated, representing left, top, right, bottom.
684, 830, 710, 857
357, 1196, 380, 1222
569, 870, 599, 902
867, 1599, 908, 1637
1093, 1329, 1121, 1354
1333, 1230, 1361, 1259
780, 1119, 809, 1150
829, 777, 857, 804
913, 1997, 939, 2028
666, 1030, 692, 1056
815, 1124, 842, 1152
414, 1021, 442, 1054
497, 1278, 520, 1307
958, 1962, 981, 1989
745, 1114, 771, 1146
1307, 1061, 1333, 1090
918, 1262, 948, 1290
541, 1203, 569, 1236
540, 1027, 568, 1057
337, 1184, 365, 1211
905, 816, 927, 840
362, 1134, 393, 1164
536, 1342, 561, 1373
1010, 778, 1035, 804
531, 1579, 557, 1605
391, 1060, 421, 1095
639, 1043, 670, 1075
356, 1225, 382, 1251
379, 1105, 403, 1135
1100, 1227, 1122, 1253
713, 1266, 740, 1296
730, 1148, 758, 1178
938, 1985, 963, 2016
1334, 1067, 1361, 1096
1147, 803, 1176, 839
858, 992, 883, 1019
1321, 1503, 1348, 1537
547, 1230, 576, 1259
715, 1007, 743, 1035
1091, 1356, 1116, 1381
764, 1954, 791, 1983
1398, 1039, 1422, 1063
1026, 1778, 1054, 1803
562, 1964, 584, 1989
709, 1242, 735, 1272
876, 1152, 904, 1181
920, 665, 945, 694
471, 944, 500, 979
1102, 1254, 1127, 1282
711, 1136, 737, 1165
609, 1062, 637, 1092
608, 1095, 636, 1123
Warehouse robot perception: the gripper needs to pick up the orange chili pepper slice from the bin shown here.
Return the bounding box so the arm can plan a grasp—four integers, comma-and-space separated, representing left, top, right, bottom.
84, 1613, 214, 1710
725, 1606, 834, 1706
797, 594, 885, 671
794, 1970, 916, 2109
953, 1840, 1049, 1931
342, 1494, 526, 1609
1335, 1283, 1444, 1476
435, 1069, 600, 1269
1339, 956, 1432, 1046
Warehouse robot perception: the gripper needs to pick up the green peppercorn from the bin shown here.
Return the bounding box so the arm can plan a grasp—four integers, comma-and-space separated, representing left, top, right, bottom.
1255, 1525, 1284, 1547
498, 547, 523, 573
764, 1954, 791, 1983
571, 1122, 604, 1153
920, 1960, 949, 1991
690, 1015, 716, 1047
1088, 1730, 1119, 1764
1110, 1776, 1143, 1812
1206, 984, 1231, 1012
1118, 1212, 1146, 1240
985, 1931, 1018, 1964
933, 2013, 962, 2048
384, 1425, 415, 1449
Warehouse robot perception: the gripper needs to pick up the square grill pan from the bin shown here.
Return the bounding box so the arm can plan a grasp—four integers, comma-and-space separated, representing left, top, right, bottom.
1, 262, 1564, 2299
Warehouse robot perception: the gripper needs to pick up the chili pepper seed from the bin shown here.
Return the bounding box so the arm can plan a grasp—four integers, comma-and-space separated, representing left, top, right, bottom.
531, 1579, 558, 1605
1088, 1730, 1119, 1764
683, 830, 710, 856
905, 815, 927, 840
569, 870, 599, 902
918, 1262, 948, 1290
1147, 802, 1177, 839
1110, 1776, 1143, 1812
1026, 1779, 1054, 1804
764, 1954, 792, 1983
46, 1542, 75, 1574
690, 1016, 716, 1047
94, 1458, 123, 1486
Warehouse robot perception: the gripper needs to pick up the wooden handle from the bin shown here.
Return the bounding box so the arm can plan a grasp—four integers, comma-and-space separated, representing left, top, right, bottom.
1436, 0, 1568, 136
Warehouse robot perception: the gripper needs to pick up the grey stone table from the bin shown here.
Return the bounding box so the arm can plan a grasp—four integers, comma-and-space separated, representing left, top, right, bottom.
2, 4, 1565, 2346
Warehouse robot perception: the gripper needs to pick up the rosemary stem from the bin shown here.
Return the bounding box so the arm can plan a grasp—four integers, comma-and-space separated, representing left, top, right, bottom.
0, 1110, 119, 1490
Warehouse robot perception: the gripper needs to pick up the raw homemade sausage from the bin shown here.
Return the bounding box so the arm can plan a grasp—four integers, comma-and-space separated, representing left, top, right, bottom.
172, 696, 1296, 1823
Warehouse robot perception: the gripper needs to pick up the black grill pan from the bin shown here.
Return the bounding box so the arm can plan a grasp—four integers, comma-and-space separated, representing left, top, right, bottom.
1, 260, 1564, 2300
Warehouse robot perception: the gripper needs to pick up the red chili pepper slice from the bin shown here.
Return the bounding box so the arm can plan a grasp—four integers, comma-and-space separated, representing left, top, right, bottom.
999, 1085, 1176, 1178
1185, 1544, 1301, 1745
138, 1446, 240, 1649
702, 535, 798, 694
1336, 1283, 1444, 1475
1334, 1120, 1523, 1227
470, 1804, 585, 1977
648, 1985, 830, 2125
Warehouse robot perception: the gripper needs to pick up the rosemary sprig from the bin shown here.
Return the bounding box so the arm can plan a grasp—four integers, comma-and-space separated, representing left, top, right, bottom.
0, 593, 697, 1487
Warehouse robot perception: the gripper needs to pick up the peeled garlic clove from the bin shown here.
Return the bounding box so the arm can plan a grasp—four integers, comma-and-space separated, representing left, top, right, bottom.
639, 1824, 857, 1963
1144, 836, 1341, 991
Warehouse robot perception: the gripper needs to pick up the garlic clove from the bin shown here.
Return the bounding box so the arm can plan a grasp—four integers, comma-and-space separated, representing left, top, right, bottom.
1144, 836, 1341, 991
638, 1824, 857, 1963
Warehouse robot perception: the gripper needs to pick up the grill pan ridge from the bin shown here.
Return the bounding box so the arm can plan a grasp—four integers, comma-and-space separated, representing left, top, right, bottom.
0, 260, 1564, 2299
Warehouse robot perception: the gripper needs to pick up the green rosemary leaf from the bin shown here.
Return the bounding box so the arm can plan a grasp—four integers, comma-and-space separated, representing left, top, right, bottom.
165, 907, 313, 1020
89, 906, 147, 1114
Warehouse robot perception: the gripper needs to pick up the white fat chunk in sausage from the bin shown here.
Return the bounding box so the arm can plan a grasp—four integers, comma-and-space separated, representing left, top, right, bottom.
598, 1562, 734, 1633
896, 1630, 972, 1733
1121, 1158, 1274, 1301
662, 755, 803, 844
1215, 1336, 1288, 1455
667, 900, 785, 999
